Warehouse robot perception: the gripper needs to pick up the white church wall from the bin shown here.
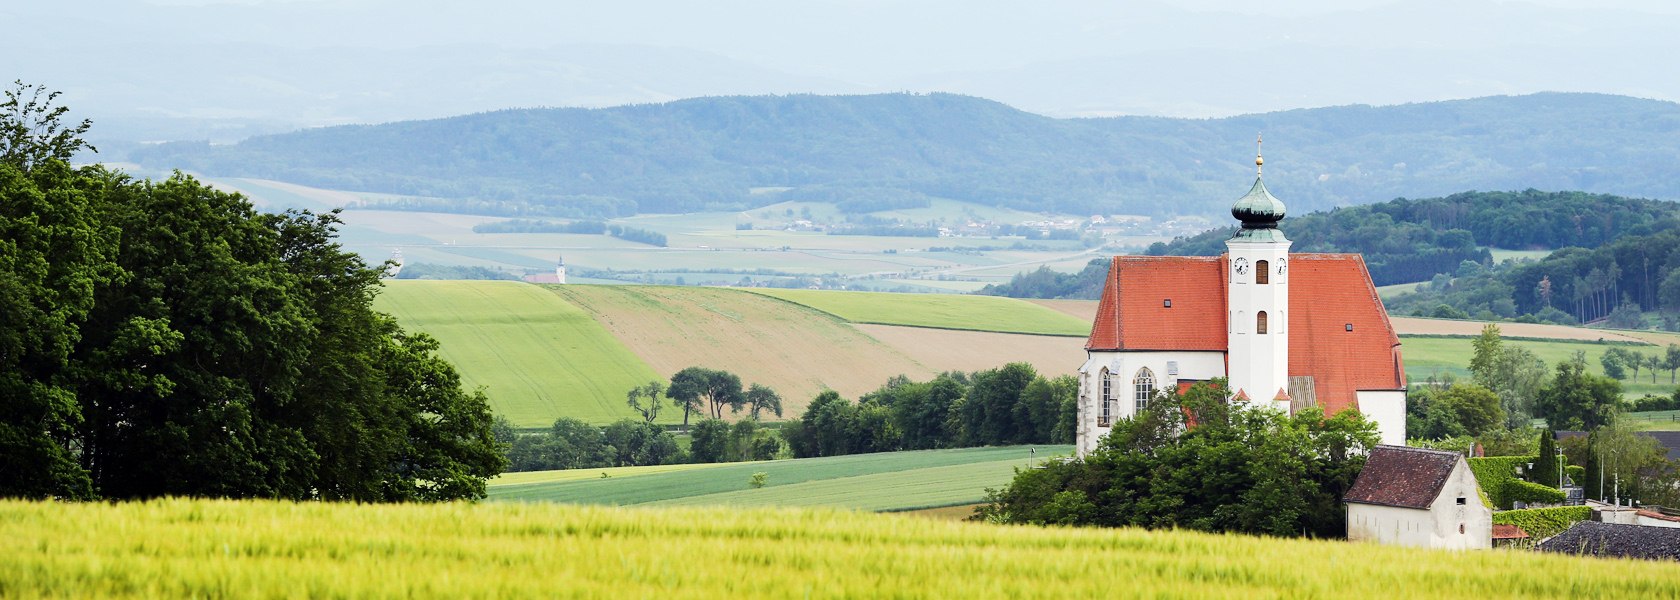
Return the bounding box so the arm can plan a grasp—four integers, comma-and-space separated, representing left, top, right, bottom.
1357, 390, 1407, 446
1077, 350, 1224, 456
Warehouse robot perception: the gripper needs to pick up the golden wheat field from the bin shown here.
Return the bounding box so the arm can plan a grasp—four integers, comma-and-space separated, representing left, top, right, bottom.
3, 499, 1677, 599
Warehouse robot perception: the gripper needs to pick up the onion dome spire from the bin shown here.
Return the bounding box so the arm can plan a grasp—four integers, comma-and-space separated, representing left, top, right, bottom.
1230, 134, 1288, 242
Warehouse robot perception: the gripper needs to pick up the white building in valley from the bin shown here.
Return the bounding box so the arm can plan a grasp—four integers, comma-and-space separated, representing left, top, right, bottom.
1345, 445, 1492, 550
1074, 145, 1407, 454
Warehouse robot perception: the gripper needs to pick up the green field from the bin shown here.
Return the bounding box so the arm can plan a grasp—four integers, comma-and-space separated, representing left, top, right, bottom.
1401, 335, 1677, 397
374, 280, 662, 427
748, 288, 1091, 336
5, 499, 1677, 599
490, 445, 1067, 511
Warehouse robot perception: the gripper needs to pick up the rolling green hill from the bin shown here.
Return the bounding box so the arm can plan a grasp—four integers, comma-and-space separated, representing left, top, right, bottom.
134, 92, 1680, 220
373, 280, 662, 427
489, 445, 1071, 510
375, 281, 1088, 425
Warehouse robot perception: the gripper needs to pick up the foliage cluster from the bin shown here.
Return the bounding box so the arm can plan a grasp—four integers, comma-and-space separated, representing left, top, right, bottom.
1, 86, 503, 501
980, 380, 1378, 538
781, 365, 1076, 458
1390, 221, 1680, 326
496, 417, 682, 472
1490, 506, 1594, 541
975, 260, 1109, 300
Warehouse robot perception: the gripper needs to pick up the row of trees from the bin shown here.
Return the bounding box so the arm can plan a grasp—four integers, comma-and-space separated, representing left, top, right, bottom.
1600, 345, 1680, 383
781, 364, 1076, 458
1, 82, 504, 501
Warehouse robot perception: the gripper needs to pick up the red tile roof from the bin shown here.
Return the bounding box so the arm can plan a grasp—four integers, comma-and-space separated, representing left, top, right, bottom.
1084, 253, 1404, 417
1345, 445, 1463, 509
1287, 254, 1407, 414
1493, 524, 1530, 540
1086, 256, 1227, 352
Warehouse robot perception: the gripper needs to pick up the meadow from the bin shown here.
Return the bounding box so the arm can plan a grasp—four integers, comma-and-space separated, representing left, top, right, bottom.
489, 445, 1065, 511
1400, 335, 1677, 397
5, 498, 1677, 599
373, 280, 663, 427
747, 288, 1091, 336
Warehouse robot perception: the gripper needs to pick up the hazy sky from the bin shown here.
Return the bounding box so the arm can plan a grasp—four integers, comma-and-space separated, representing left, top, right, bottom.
6, 0, 1678, 140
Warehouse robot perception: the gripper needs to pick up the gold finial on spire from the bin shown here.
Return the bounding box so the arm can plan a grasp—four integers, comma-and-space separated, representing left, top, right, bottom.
1255, 133, 1264, 176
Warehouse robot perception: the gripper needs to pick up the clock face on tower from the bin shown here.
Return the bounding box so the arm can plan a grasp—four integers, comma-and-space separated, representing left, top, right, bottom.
1276, 258, 1287, 274
1233, 258, 1250, 275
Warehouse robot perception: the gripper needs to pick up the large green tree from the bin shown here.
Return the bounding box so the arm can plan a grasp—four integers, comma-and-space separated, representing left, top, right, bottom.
1536, 352, 1622, 432
1, 85, 506, 500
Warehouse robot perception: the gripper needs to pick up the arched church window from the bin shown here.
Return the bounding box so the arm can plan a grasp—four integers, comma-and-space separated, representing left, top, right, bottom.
1099, 368, 1115, 427
1134, 367, 1155, 412
1256, 260, 1269, 284
1257, 311, 1268, 334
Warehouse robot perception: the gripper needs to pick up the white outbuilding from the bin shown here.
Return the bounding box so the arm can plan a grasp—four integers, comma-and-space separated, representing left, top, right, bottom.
1345, 445, 1491, 550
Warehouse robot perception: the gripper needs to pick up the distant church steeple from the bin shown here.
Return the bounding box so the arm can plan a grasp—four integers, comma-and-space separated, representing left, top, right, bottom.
555, 254, 567, 285
1226, 134, 1291, 412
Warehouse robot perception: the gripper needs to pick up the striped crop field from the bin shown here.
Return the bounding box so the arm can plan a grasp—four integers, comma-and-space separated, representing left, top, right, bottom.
4, 499, 1676, 599
374, 280, 663, 427
747, 288, 1091, 336
490, 445, 1067, 511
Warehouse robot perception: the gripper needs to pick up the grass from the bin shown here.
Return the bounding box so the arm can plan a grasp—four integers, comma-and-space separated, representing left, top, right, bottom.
1401, 335, 1679, 398
374, 280, 663, 427
5, 499, 1679, 599
488, 462, 729, 486
489, 445, 1067, 510
747, 288, 1091, 336
1623, 409, 1680, 431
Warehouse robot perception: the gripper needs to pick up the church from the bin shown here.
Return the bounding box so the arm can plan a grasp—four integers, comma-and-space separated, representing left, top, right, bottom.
1075, 147, 1407, 454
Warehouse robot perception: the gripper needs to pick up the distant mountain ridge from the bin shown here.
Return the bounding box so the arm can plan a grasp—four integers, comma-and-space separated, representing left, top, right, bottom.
132, 92, 1680, 219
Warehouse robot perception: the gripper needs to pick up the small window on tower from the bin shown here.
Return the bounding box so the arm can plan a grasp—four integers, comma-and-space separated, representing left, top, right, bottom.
1255, 260, 1269, 284
1456, 497, 1467, 505
1163, 299, 1172, 308
1256, 311, 1268, 334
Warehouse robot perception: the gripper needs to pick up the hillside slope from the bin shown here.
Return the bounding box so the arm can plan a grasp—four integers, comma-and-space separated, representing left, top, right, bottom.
378, 281, 1089, 425
133, 92, 1680, 219
373, 280, 662, 427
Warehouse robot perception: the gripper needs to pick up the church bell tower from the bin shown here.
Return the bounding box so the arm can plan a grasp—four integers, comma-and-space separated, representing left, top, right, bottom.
1225, 136, 1291, 412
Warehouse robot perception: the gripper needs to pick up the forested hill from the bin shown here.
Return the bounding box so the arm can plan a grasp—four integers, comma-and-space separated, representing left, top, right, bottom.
131, 92, 1680, 219
981, 190, 1680, 299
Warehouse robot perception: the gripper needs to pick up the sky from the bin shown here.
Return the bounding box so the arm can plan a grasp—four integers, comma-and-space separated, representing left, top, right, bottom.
5, 0, 1677, 142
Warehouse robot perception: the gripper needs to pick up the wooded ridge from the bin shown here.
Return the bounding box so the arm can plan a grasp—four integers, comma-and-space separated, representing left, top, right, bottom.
131, 92, 1680, 219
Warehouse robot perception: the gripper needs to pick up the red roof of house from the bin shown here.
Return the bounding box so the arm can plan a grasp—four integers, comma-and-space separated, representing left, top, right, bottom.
1493, 524, 1530, 540
1085, 253, 1404, 416
1345, 445, 1462, 509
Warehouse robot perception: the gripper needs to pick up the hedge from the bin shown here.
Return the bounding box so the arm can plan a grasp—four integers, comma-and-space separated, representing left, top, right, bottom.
1491, 506, 1593, 540
1466, 455, 1566, 509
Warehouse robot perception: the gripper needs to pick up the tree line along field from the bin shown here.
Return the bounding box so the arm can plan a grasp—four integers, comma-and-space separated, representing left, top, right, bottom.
489, 445, 1064, 511
377, 281, 1089, 426
5, 499, 1677, 599
1401, 336, 1680, 398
